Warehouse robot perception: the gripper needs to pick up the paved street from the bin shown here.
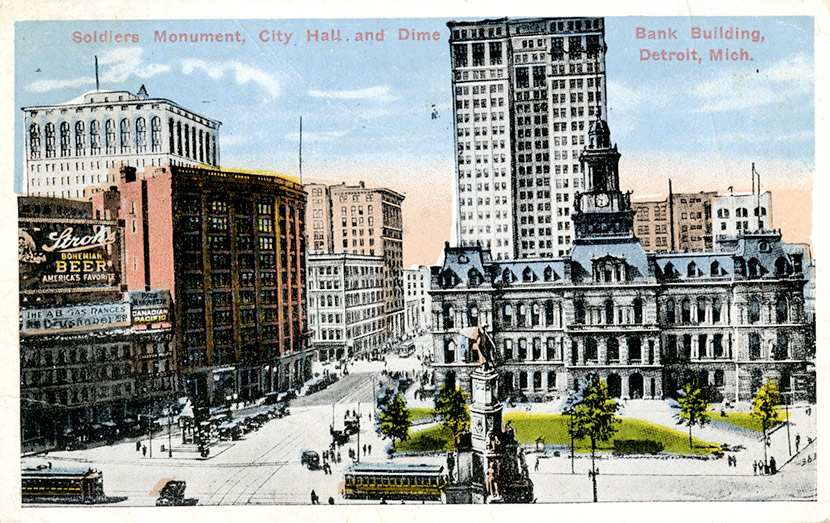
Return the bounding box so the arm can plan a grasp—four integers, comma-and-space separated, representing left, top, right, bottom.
20, 334, 816, 505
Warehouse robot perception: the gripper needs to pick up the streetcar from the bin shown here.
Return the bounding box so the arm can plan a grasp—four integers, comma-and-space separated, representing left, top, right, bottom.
342, 463, 448, 501
21, 465, 110, 504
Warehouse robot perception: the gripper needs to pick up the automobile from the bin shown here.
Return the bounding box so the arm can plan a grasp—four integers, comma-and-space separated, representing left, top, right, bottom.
155, 480, 198, 506
300, 449, 320, 470
330, 428, 350, 445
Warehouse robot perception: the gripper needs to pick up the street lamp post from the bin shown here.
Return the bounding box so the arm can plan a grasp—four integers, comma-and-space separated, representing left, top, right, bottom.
167, 400, 173, 458
356, 401, 361, 463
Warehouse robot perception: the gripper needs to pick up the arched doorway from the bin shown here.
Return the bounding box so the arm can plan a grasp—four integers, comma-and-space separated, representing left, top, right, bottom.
607, 373, 622, 398
666, 371, 679, 398
629, 373, 644, 399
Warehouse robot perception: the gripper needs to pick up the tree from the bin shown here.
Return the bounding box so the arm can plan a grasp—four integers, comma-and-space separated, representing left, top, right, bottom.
676, 382, 713, 450
434, 383, 470, 444
377, 393, 411, 448
571, 374, 620, 503
752, 379, 781, 466
562, 385, 585, 475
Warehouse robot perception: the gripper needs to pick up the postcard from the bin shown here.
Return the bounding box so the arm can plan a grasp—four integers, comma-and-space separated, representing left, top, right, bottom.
2, 2, 828, 522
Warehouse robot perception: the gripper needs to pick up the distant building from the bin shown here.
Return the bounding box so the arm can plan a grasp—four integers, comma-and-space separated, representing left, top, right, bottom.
304, 181, 405, 345
404, 265, 432, 335
22, 86, 221, 199
307, 253, 385, 361
632, 190, 716, 252
90, 164, 310, 406
713, 191, 772, 241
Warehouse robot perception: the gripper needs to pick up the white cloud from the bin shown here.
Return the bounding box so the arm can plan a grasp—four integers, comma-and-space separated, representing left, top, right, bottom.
309, 85, 395, 102
181, 59, 280, 100
26, 47, 170, 93
690, 53, 812, 113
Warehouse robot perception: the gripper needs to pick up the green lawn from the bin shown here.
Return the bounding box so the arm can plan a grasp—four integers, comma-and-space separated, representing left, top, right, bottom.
712, 411, 789, 433
395, 414, 720, 455
408, 407, 436, 423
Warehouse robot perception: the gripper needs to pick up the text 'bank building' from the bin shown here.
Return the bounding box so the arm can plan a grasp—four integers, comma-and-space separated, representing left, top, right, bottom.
448, 17, 608, 261
430, 117, 813, 403
22, 86, 220, 199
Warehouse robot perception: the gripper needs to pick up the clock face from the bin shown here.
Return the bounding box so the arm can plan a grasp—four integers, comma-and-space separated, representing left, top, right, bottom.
596, 193, 610, 207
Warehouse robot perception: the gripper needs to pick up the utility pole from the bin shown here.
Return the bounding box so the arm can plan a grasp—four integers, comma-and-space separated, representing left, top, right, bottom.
168, 401, 173, 458
356, 401, 361, 463
784, 392, 792, 456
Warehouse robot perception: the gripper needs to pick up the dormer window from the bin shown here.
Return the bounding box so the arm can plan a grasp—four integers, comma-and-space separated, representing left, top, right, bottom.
593, 256, 627, 283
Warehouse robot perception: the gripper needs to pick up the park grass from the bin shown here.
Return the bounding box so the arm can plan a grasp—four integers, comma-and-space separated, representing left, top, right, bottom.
711, 411, 788, 433
395, 414, 720, 455
408, 407, 436, 423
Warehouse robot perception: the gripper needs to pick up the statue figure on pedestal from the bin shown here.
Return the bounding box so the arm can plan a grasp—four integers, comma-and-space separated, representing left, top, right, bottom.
485, 462, 499, 499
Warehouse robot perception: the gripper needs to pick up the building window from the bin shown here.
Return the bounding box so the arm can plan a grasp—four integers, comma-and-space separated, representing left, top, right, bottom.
90, 120, 100, 154
74, 121, 85, 155
151, 116, 161, 152
120, 118, 131, 153
697, 298, 706, 323
749, 332, 761, 360
748, 296, 761, 324
135, 117, 147, 152
681, 298, 691, 323
45, 122, 55, 158
29, 123, 41, 159
60, 122, 70, 156
106, 119, 116, 153
712, 298, 722, 323
776, 297, 788, 323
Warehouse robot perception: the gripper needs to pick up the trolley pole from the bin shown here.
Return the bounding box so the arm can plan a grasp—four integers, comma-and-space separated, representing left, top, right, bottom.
356, 401, 361, 463
168, 402, 173, 458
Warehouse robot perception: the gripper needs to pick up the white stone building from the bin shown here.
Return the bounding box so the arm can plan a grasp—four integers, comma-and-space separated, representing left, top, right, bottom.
404, 265, 432, 336
22, 86, 221, 198
448, 17, 608, 260
713, 191, 772, 241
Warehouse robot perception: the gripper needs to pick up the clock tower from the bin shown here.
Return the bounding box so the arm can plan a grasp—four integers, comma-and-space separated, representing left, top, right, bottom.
573, 115, 634, 241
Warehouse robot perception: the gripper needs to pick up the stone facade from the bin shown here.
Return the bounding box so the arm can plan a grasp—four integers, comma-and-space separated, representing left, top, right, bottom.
404, 265, 432, 335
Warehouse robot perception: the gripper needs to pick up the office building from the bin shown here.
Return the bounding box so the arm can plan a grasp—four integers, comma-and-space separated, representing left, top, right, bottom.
22, 86, 220, 198
713, 190, 772, 242
632, 190, 717, 252
448, 17, 608, 259
404, 265, 432, 336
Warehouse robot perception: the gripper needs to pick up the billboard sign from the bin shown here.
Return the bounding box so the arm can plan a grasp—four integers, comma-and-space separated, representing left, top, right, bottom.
20, 301, 131, 335
129, 289, 172, 325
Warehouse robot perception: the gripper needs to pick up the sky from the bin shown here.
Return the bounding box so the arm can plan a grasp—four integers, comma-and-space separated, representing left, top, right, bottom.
14, 17, 814, 265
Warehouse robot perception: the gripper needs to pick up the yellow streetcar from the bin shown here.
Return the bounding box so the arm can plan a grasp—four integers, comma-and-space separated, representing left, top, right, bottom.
21, 465, 106, 503
343, 463, 448, 501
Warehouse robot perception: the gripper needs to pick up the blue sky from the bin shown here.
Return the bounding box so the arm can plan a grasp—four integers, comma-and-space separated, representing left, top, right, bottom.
14, 17, 814, 262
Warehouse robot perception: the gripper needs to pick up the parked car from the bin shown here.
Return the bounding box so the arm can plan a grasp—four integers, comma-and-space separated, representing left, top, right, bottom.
156, 480, 198, 506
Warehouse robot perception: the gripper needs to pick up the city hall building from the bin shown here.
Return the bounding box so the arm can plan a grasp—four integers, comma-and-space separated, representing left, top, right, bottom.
90, 164, 311, 407
430, 118, 813, 403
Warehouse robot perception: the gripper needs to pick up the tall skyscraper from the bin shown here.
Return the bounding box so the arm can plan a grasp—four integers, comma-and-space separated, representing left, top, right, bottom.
22, 86, 221, 199
448, 17, 608, 259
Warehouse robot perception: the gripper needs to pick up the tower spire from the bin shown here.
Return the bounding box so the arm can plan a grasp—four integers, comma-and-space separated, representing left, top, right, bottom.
95, 55, 100, 91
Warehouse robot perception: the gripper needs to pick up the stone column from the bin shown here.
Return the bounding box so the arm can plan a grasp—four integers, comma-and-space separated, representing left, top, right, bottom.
598, 337, 607, 365
620, 337, 629, 365
691, 334, 699, 359
621, 372, 630, 399
577, 342, 585, 365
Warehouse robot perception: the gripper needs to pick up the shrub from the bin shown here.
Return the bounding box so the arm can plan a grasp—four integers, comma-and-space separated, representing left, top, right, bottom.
613, 439, 664, 455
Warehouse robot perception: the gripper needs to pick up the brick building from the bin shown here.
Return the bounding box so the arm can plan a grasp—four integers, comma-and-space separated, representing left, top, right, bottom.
632, 189, 717, 252
90, 164, 311, 406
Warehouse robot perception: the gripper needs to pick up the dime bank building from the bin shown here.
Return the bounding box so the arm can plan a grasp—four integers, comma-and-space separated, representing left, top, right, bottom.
431, 117, 814, 403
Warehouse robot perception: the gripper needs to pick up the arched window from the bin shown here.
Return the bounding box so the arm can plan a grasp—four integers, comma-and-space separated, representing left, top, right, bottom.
90, 120, 100, 154
442, 303, 455, 329
135, 117, 147, 152
468, 268, 482, 286
503, 303, 512, 324
199, 129, 205, 161
776, 297, 788, 323
584, 337, 598, 361
467, 304, 479, 327
547, 371, 556, 390
748, 332, 761, 360
775, 257, 789, 276
168, 118, 175, 154
531, 303, 540, 326
722, 209, 730, 219
574, 297, 585, 325
119, 118, 131, 153
666, 298, 675, 324
734, 257, 746, 276
681, 298, 691, 323
604, 298, 614, 325
184, 123, 191, 158
748, 258, 761, 278
444, 339, 456, 364
663, 262, 675, 279
682, 334, 692, 359
696, 298, 706, 323
518, 339, 528, 360
151, 116, 161, 152
517, 303, 527, 327
73, 121, 85, 155
633, 298, 643, 324
628, 336, 642, 362
687, 261, 697, 278
544, 266, 553, 281
749, 296, 761, 324
105, 119, 116, 153
774, 332, 788, 360
176, 121, 183, 156
714, 369, 724, 387
710, 261, 720, 277
45, 123, 55, 157
606, 337, 619, 361
59, 121, 70, 156
532, 338, 541, 360
29, 123, 41, 159
523, 267, 533, 282
712, 298, 722, 323
533, 371, 542, 390
544, 300, 555, 325
519, 371, 528, 389
502, 268, 512, 283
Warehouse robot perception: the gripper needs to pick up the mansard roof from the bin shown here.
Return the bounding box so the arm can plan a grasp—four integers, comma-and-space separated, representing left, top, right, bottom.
569, 237, 651, 282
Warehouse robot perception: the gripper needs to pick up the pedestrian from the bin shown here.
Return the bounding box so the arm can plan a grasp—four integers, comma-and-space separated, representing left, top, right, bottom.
733, 455, 737, 468
136, 441, 141, 452
337, 451, 341, 463
363, 444, 367, 456
142, 445, 147, 457
368, 444, 372, 455
310, 490, 318, 505
753, 461, 757, 475
380, 496, 387, 504
328, 496, 335, 505
47, 461, 52, 469
534, 456, 540, 471
770, 456, 777, 475
795, 434, 801, 453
